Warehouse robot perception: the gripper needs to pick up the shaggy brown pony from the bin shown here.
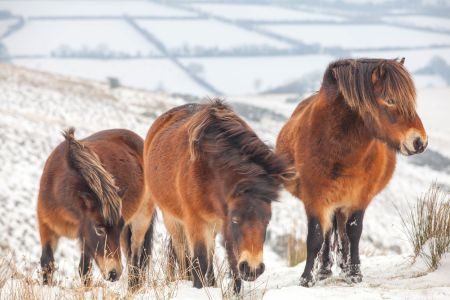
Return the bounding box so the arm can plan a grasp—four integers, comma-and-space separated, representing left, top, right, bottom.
277, 58, 427, 287
37, 129, 155, 289
143, 100, 294, 292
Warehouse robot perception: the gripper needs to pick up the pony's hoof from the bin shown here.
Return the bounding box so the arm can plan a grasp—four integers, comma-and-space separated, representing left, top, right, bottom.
299, 275, 315, 287
317, 269, 332, 281
343, 264, 362, 284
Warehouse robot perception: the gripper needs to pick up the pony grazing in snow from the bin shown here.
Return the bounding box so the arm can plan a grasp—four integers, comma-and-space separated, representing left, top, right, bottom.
143, 100, 295, 292
276, 58, 427, 287
37, 128, 155, 290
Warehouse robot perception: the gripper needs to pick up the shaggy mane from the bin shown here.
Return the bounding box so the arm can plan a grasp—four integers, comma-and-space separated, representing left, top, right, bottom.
324, 58, 416, 119
63, 128, 122, 225
187, 99, 295, 202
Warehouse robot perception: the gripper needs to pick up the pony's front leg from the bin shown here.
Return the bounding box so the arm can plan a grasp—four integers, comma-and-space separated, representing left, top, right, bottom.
225, 239, 241, 294
78, 249, 93, 286
344, 210, 365, 283
300, 211, 329, 287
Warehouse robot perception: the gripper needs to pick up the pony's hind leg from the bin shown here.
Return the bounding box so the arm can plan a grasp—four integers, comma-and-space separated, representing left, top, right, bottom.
127, 203, 156, 292
317, 229, 333, 281
164, 214, 191, 281
335, 210, 350, 273
38, 222, 59, 285
185, 220, 216, 289
344, 210, 365, 283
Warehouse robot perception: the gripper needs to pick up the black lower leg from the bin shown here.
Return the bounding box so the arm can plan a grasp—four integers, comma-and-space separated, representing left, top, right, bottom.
318, 229, 333, 280
139, 215, 155, 273
78, 252, 92, 286
225, 241, 241, 294
206, 255, 216, 287
300, 216, 324, 287
192, 242, 209, 289
128, 253, 141, 291
336, 211, 350, 271
40, 243, 55, 285
345, 210, 364, 283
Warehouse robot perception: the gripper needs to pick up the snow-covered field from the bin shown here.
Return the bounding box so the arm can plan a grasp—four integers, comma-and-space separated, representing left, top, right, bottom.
0, 0, 449, 299
2, 0, 449, 96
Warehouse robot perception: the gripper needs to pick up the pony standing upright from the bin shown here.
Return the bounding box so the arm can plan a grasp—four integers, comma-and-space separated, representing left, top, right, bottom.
277, 58, 427, 287
143, 100, 294, 292
37, 129, 155, 289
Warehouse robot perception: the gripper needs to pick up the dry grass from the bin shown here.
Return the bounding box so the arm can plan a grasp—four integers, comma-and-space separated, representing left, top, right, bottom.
0, 237, 268, 300
399, 183, 450, 270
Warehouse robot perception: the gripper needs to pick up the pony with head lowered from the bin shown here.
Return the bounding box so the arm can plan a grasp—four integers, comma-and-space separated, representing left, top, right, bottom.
277, 58, 427, 287
37, 128, 155, 290
143, 100, 295, 292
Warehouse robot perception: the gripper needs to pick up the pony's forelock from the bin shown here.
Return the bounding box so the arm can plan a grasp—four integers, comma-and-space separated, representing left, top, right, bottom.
325, 58, 416, 119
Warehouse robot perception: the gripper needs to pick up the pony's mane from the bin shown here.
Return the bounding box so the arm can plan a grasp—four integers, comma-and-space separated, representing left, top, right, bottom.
187, 99, 295, 202
323, 58, 416, 118
63, 128, 122, 225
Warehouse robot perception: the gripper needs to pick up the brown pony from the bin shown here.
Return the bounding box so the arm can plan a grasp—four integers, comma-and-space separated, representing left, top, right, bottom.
37, 128, 155, 289
276, 58, 427, 287
143, 100, 294, 292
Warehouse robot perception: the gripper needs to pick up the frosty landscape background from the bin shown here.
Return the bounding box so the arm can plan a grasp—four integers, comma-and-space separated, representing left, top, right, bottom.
0, 0, 449, 299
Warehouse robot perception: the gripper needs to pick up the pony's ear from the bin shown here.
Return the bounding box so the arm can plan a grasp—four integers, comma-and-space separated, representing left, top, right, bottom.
80, 191, 95, 210
371, 63, 386, 84
400, 57, 405, 65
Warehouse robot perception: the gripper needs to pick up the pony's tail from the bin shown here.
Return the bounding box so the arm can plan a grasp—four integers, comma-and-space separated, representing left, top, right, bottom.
62, 128, 121, 225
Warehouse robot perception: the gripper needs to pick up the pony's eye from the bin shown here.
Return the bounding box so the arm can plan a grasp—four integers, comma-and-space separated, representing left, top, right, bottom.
94, 225, 106, 236
385, 99, 395, 106
231, 217, 240, 224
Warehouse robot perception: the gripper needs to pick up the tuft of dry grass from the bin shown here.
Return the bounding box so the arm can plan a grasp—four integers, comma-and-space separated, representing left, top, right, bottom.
399, 183, 450, 270
286, 229, 307, 267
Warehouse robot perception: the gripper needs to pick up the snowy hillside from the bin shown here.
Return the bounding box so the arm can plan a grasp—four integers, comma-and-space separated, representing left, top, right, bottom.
0, 64, 449, 299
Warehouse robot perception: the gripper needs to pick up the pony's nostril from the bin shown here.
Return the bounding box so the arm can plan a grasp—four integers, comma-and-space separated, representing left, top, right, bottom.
239, 261, 249, 274
413, 137, 424, 153
108, 270, 118, 282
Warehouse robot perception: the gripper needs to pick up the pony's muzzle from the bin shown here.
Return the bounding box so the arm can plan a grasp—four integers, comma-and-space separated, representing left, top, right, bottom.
401, 131, 428, 156
238, 261, 265, 281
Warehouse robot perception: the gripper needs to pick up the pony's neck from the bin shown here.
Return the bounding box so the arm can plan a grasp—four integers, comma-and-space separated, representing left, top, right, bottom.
314, 89, 375, 161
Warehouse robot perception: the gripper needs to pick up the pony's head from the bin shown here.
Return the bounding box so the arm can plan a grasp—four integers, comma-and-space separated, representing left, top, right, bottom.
328, 58, 427, 155
63, 128, 124, 281
224, 162, 295, 282
79, 190, 124, 282
226, 180, 272, 281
